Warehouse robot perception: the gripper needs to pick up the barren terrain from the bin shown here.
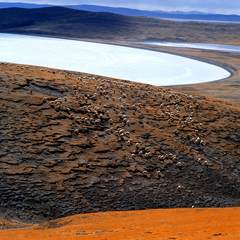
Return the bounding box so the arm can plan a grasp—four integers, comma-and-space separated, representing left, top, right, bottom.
0, 208, 240, 240
0, 63, 239, 223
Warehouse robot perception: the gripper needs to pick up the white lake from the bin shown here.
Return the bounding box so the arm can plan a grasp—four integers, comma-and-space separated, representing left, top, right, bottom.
145, 41, 240, 54
0, 33, 231, 86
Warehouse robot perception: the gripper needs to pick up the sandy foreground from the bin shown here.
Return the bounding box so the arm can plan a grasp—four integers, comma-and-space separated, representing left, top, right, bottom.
0, 208, 240, 240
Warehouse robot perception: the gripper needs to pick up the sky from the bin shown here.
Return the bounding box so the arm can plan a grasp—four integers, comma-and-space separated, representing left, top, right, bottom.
1, 0, 240, 14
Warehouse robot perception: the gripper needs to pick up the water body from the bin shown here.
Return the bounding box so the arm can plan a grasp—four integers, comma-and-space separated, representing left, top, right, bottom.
159, 18, 240, 25
145, 41, 240, 54
0, 33, 230, 86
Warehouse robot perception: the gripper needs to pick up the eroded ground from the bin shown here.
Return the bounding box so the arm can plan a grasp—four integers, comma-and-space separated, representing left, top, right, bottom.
0, 63, 240, 222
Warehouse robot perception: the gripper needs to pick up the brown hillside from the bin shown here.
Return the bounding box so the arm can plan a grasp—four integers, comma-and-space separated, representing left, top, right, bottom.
0, 63, 239, 222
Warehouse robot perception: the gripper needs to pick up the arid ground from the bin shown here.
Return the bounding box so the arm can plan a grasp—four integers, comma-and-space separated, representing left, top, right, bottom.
0, 208, 240, 240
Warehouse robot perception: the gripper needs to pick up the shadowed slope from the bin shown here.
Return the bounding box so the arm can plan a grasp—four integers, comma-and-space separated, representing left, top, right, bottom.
0, 7, 135, 40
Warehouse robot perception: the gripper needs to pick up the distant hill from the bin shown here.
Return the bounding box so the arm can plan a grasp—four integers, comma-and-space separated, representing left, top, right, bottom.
69, 4, 240, 23
0, 3, 239, 23
0, 6, 141, 40
0, 6, 239, 44
68, 4, 163, 17
0, 2, 49, 9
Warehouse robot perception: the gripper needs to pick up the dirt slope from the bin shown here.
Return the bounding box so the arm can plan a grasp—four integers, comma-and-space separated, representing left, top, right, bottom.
0, 63, 240, 222
0, 208, 240, 240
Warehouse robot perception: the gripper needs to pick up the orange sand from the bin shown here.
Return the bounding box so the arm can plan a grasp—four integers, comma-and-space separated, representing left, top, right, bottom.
0, 208, 239, 240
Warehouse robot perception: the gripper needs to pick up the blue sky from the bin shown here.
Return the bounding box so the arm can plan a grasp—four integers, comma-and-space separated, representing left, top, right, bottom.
1, 0, 240, 14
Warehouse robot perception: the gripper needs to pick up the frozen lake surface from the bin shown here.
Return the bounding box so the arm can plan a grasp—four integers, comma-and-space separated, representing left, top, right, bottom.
145, 41, 240, 54
0, 33, 230, 86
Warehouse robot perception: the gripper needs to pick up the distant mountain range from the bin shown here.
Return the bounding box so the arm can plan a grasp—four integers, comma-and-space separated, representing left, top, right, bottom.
70, 5, 240, 23
0, 2, 239, 23
0, 2, 49, 9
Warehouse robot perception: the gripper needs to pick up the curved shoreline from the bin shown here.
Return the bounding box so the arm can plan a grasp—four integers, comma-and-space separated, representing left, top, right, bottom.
127, 43, 235, 87
0, 32, 234, 87
24, 32, 237, 79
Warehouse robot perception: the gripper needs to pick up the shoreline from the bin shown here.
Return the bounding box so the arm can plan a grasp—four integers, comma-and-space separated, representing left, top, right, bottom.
0, 32, 235, 86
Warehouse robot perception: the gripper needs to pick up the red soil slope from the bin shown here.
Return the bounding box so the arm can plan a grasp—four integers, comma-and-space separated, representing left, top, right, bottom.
0, 208, 239, 240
